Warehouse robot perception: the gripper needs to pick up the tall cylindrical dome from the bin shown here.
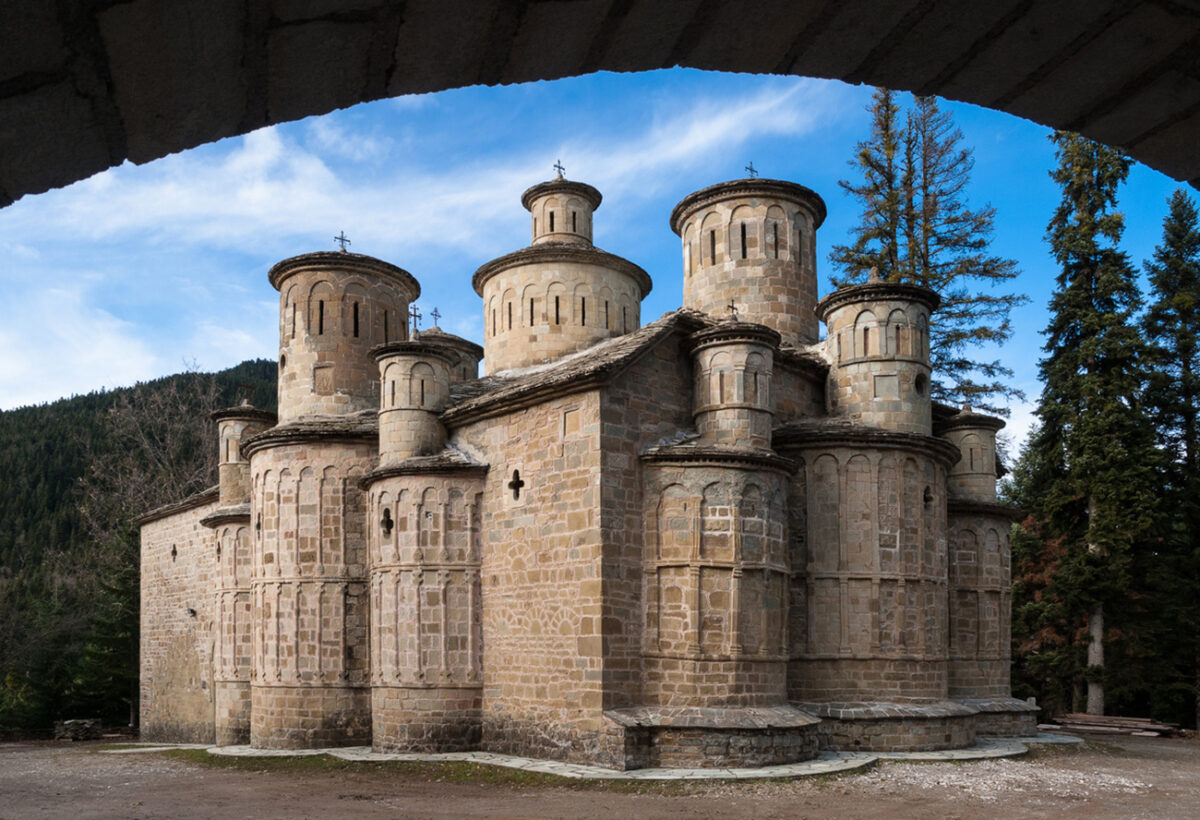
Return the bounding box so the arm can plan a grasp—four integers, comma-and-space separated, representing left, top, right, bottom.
816, 274, 940, 436
688, 322, 780, 449
940, 408, 1005, 503
522, 176, 601, 246
212, 403, 277, 509
270, 251, 420, 423
473, 176, 652, 374
374, 341, 454, 466
670, 178, 826, 347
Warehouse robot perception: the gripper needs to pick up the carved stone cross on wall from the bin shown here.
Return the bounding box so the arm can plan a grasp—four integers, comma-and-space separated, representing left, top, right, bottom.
507, 469, 525, 500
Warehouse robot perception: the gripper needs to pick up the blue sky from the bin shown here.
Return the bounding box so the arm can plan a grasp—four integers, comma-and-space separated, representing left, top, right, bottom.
0, 69, 1187, 449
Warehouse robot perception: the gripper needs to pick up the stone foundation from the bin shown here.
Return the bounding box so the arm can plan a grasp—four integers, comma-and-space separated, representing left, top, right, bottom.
214, 680, 251, 745
798, 701, 977, 752
958, 697, 1040, 737
371, 685, 482, 752
606, 705, 821, 768
250, 684, 370, 748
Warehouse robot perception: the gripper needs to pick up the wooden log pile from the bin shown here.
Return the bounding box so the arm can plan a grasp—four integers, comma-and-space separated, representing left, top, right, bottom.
1041, 713, 1181, 737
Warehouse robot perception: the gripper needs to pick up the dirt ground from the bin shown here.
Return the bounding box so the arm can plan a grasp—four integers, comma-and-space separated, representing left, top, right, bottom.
1, 733, 1198, 820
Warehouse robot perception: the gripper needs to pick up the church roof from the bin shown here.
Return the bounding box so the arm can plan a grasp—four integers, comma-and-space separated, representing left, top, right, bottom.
442, 310, 704, 425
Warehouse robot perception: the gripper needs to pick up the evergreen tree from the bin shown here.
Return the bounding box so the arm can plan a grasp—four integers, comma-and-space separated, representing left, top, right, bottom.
831, 90, 1025, 412
1021, 132, 1159, 716
1141, 189, 1200, 728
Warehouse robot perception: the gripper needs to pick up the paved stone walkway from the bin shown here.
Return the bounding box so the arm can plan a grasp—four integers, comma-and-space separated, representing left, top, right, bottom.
102, 734, 1081, 781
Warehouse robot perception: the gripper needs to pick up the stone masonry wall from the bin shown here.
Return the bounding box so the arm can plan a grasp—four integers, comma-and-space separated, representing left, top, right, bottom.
947, 508, 1013, 699
480, 260, 643, 373
248, 438, 374, 748
784, 443, 950, 702
599, 334, 697, 715
140, 495, 219, 743
366, 472, 485, 752
454, 391, 617, 764
213, 522, 253, 744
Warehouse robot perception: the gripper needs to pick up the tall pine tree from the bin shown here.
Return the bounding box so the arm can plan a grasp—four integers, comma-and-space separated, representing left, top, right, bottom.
1141, 189, 1200, 727
1021, 132, 1159, 716
831, 90, 1025, 412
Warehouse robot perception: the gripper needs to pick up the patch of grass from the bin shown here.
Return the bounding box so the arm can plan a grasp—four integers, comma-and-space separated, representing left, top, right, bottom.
157, 750, 843, 795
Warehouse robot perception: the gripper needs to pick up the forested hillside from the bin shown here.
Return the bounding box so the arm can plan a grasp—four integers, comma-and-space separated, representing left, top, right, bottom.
0, 360, 276, 733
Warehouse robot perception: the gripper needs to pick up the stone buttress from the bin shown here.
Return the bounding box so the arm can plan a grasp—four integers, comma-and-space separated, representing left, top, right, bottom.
939, 406, 1038, 735
775, 273, 978, 752
362, 338, 486, 752
202, 402, 276, 745
242, 251, 419, 749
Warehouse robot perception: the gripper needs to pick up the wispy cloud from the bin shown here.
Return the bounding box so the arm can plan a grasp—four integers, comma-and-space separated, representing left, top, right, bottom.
0, 287, 161, 409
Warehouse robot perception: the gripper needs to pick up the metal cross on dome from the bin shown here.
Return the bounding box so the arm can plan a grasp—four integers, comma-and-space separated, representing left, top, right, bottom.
430, 307, 441, 325
334, 231, 351, 251
409, 304, 421, 334
553, 159, 565, 177
727, 299, 739, 320
745, 161, 758, 178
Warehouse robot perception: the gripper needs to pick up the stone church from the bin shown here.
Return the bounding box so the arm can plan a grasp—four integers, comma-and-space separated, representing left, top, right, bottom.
138, 172, 1036, 769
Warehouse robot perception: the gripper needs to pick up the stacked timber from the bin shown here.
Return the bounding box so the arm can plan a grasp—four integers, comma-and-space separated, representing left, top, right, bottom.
1041, 713, 1180, 737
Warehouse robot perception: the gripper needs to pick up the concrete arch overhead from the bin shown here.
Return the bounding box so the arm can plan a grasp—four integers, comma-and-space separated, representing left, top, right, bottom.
3, 0, 1200, 208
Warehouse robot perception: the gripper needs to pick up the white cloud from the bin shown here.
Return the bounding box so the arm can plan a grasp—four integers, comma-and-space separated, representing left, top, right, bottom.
0, 288, 161, 409
307, 118, 391, 163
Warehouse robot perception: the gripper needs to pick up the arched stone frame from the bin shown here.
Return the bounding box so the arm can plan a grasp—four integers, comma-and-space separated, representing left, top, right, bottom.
743, 351, 767, 408
521, 282, 539, 327
886, 308, 909, 357
728, 204, 756, 261
573, 281, 593, 328
487, 293, 499, 338
343, 280, 369, 341
546, 280, 567, 326
853, 309, 878, 358
308, 280, 336, 337
281, 283, 298, 342
500, 286, 517, 334
700, 211, 722, 266
764, 204, 787, 260
564, 196, 584, 235
598, 284, 614, 331
682, 221, 696, 277
704, 349, 733, 407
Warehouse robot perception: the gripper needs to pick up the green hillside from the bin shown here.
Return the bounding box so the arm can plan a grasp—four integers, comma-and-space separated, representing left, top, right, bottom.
0, 360, 276, 733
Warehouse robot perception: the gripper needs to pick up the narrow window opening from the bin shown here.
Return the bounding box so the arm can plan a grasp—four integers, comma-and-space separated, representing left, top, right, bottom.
170, 544, 177, 561
709, 230, 716, 263
970, 448, 975, 470
772, 223, 779, 258
550, 212, 555, 231
353, 302, 359, 337
529, 298, 534, 325
580, 297, 586, 326
390, 380, 395, 405
555, 296, 561, 325
492, 308, 496, 336
622, 306, 627, 333
894, 325, 901, 355
380, 508, 393, 536
740, 223, 747, 259
718, 372, 726, 402
572, 211, 577, 232
280, 353, 287, 369
604, 300, 610, 329
507, 301, 512, 330
419, 379, 425, 406
862, 327, 870, 356
291, 303, 296, 338
533, 217, 537, 234
318, 300, 324, 334
384, 311, 390, 343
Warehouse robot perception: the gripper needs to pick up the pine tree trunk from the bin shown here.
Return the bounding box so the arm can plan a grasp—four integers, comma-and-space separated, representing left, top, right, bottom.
1088, 603, 1104, 715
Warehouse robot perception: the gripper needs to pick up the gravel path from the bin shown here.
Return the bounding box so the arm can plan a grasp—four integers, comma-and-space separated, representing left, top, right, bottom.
0, 734, 1196, 819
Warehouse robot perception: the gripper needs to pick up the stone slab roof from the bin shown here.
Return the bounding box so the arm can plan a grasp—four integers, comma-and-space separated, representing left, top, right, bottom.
442, 310, 706, 425
134, 485, 219, 526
